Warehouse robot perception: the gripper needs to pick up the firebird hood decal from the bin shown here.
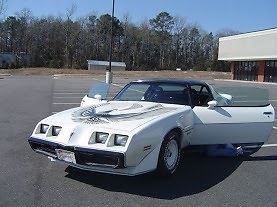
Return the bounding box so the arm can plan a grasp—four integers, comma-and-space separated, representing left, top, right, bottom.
71, 102, 177, 124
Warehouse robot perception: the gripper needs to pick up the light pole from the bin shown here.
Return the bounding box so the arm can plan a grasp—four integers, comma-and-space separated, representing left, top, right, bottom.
106, 0, 115, 84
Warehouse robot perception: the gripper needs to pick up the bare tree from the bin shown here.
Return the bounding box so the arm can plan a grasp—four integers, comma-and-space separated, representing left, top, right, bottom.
172, 16, 186, 66
0, 0, 6, 15
150, 12, 174, 69
0, 8, 238, 71
66, 4, 76, 20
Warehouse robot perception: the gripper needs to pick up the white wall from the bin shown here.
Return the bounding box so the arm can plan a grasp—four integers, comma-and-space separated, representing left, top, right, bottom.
218, 28, 277, 61
88, 65, 126, 71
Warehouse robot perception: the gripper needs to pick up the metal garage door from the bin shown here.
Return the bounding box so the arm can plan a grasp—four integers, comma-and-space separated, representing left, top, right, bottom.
265, 60, 277, 82
234, 61, 258, 81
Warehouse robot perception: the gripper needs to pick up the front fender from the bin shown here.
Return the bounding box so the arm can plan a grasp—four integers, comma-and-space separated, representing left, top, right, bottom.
125, 109, 193, 167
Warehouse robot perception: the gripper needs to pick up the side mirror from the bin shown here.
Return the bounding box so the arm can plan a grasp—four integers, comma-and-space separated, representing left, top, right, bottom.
94, 94, 102, 101
208, 100, 218, 109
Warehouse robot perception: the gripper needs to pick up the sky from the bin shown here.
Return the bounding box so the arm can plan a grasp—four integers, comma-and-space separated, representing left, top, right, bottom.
4, 0, 277, 33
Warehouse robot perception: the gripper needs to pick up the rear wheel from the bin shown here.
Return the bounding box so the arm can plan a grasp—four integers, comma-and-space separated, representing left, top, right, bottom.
157, 131, 180, 176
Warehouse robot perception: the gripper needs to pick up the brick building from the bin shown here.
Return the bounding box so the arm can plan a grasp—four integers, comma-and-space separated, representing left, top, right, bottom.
218, 28, 277, 82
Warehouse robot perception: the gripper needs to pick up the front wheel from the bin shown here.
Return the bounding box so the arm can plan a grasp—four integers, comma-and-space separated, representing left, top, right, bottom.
157, 131, 180, 176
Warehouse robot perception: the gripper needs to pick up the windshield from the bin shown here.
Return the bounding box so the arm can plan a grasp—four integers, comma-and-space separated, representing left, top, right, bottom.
88, 83, 110, 99
114, 82, 190, 105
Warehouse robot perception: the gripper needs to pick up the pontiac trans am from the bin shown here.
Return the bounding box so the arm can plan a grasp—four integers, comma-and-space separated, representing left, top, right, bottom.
28, 79, 275, 176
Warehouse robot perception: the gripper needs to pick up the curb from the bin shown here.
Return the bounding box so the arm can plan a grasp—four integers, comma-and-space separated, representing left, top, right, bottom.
0, 74, 11, 77
53, 74, 95, 78
214, 79, 277, 85
53, 74, 100, 80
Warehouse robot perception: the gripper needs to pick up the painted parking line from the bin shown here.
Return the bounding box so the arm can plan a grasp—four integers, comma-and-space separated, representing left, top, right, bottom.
273, 126, 277, 130
261, 143, 277, 148
52, 103, 80, 105
53, 93, 86, 95
243, 143, 277, 149
90, 77, 124, 88
214, 79, 277, 85
54, 90, 86, 92
234, 96, 248, 98
53, 97, 83, 99
234, 100, 277, 102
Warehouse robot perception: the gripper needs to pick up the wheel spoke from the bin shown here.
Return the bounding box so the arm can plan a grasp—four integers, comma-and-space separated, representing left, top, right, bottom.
164, 139, 178, 170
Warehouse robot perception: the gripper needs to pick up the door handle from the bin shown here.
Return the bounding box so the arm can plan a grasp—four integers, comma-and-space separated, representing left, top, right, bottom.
263, 112, 273, 115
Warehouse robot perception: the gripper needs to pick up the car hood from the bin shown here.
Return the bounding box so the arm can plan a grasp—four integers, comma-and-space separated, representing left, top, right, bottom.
40, 101, 182, 132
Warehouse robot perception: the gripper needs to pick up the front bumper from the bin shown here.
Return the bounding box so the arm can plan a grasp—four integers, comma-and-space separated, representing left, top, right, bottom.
28, 137, 125, 169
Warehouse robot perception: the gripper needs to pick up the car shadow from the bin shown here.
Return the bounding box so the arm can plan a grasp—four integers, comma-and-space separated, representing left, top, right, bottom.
243, 155, 277, 161
65, 153, 244, 200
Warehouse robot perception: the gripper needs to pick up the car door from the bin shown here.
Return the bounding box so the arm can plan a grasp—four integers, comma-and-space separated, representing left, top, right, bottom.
189, 84, 275, 145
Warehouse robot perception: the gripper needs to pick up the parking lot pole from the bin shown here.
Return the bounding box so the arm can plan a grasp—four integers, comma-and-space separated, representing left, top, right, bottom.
106, 0, 115, 84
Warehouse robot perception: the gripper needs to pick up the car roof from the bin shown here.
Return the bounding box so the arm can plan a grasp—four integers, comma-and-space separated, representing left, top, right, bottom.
130, 78, 206, 86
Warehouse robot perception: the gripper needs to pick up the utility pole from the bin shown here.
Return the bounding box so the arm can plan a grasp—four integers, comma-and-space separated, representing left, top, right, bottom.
106, 0, 115, 84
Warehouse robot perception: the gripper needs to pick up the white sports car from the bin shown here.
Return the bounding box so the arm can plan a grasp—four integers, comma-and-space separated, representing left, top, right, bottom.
28, 79, 275, 176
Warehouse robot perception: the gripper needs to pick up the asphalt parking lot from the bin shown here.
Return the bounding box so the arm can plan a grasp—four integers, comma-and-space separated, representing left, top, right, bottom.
0, 75, 276, 207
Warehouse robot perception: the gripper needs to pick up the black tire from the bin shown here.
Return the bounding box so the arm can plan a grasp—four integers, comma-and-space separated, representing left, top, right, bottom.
157, 130, 181, 177
2, 61, 8, 69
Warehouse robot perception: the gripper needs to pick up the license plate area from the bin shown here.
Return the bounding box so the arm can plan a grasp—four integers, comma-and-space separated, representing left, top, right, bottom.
55, 149, 76, 164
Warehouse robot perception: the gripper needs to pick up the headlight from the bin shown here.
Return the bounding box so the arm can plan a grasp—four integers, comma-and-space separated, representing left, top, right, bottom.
40, 124, 49, 134
114, 134, 128, 146
95, 132, 109, 144
52, 126, 62, 136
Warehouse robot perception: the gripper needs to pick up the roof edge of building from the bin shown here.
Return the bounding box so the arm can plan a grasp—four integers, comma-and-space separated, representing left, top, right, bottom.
219, 27, 277, 41
218, 56, 277, 61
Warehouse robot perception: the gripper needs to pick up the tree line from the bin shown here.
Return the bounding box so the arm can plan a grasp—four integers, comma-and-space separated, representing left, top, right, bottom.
0, 8, 238, 71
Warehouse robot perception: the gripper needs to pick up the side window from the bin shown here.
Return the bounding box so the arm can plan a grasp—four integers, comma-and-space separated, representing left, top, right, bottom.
157, 84, 190, 105
190, 85, 213, 107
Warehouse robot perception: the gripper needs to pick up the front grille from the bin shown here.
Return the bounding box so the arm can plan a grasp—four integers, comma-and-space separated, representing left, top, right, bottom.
28, 137, 125, 168
75, 150, 124, 168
